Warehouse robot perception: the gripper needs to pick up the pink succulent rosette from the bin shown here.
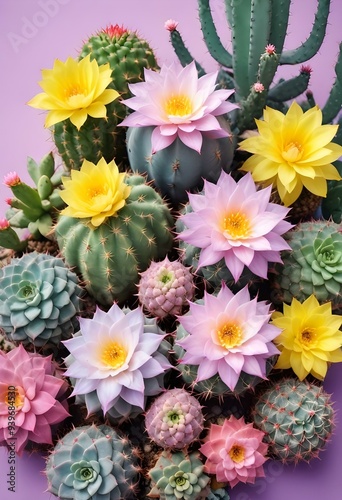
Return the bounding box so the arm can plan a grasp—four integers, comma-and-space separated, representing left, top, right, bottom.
176, 283, 280, 391
0, 345, 69, 455
177, 170, 293, 282
200, 415, 268, 487
119, 60, 238, 153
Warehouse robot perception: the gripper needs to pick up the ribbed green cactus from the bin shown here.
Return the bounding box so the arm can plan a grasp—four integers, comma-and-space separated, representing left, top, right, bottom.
321, 160, 342, 222
55, 174, 174, 306
270, 220, 342, 311
53, 25, 159, 171
168, 0, 342, 135
252, 378, 334, 463
45, 424, 140, 500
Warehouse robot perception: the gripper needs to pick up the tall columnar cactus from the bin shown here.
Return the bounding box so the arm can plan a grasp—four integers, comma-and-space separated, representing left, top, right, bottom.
252, 378, 335, 463
45, 424, 140, 500
168, 0, 342, 135
53, 25, 159, 171
55, 174, 174, 306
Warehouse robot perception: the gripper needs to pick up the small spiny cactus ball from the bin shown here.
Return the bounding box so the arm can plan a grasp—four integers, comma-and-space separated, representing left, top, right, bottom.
252, 378, 335, 463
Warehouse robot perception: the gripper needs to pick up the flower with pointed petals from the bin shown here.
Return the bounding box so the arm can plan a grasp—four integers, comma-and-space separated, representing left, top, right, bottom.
239, 102, 342, 206
0, 345, 69, 455
165, 19, 179, 31
177, 171, 292, 282
63, 303, 172, 419
119, 60, 238, 153
272, 295, 342, 380
27, 54, 119, 130
176, 283, 280, 391
200, 415, 268, 488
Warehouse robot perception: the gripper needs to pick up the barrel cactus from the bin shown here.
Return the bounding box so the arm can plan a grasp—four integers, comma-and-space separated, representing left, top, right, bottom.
55, 166, 174, 307
45, 424, 140, 500
145, 388, 204, 449
0, 251, 82, 348
148, 450, 211, 500
252, 378, 335, 463
270, 220, 342, 311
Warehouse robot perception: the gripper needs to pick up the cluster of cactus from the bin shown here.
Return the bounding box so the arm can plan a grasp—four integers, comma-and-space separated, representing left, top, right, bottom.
168, 0, 342, 138
0, 152, 65, 251
55, 174, 174, 306
53, 24, 159, 171
252, 378, 334, 463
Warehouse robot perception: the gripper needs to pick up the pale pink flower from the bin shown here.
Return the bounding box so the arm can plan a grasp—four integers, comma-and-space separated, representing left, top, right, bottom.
176, 283, 280, 391
265, 44, 276, 55
253, 82, 265, 93
0, 218, 10, 230
119, 60, 238, 153
3, 172, 21, 186
200, 415, 268, 488
0, 345, 69, 455
165, 19, 178, 31
177, 171, 293, 281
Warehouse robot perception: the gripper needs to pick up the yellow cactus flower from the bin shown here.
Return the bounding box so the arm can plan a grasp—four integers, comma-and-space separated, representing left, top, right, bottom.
59, 158, 131, 227
271, 295, 342, 380
238, 102, 342, 206
27, 54, 119, 130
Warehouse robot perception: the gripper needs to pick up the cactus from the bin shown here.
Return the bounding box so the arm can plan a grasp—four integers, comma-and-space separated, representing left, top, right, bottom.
1, 153, 65, 249
145, 388, 204, 449
0, 252, 83, 349
321, 160, 342, 222
53, 25, 159, 171
148, 450, 211, 500
55, 174, 174, 306
45, 423, 140, 500
270, 220, 342, 312
252, 378, 335, 463
168, 0, 342, 135
137, 256, 195, 319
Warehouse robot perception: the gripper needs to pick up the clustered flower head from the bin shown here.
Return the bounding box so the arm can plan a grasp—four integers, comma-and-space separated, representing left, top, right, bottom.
239, 101, 342, 206
177, 170, 292, 282
27, 54, 119, 130
59, 157, 131, 227
176, 283, 280, 391
63, 303, 172, 419
119, 60, 238, 153
272, 294, 342, 380
200, 415, 268, 488
0, 345, 69, 455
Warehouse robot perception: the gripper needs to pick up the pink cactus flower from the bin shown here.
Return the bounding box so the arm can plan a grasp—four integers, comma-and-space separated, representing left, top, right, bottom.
119, 60, 238, 153
0, 345, 69, 455
177, 171, 293, 282
200, 415, 268, 488
176, 283, 280, 391
0, 218, 10, 230
300, 64, 313, 74
265, 44, 276, 55
164, 19, 179, 31
3, 171, 21, 187
253, 82, 265, 93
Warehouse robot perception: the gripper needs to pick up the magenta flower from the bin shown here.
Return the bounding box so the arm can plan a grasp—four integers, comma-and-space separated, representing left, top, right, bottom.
0, 218, 10, 230
63, 304, 172, 418
0, 345, 69, 455
177, 171, 292, 281
200, 415, 268, 488
176, 283, 280, 391
119, 60, 238, 153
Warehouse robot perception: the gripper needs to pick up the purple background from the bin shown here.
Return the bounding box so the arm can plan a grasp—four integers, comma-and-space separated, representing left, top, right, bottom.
1, 0, 342, 499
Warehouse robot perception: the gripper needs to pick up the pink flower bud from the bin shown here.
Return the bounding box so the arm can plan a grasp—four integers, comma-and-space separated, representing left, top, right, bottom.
0, 218, 10, 230
164, 19, 178, 31
265, 44, 276, 55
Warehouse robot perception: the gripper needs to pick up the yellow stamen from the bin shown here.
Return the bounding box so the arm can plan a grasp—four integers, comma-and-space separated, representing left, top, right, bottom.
228, 444, 245, 463
165, 94, 192, 116
223, 212, 250, 239
100, 341, 127, 369
5, 387, 24, 409
300, 328, 316, 347
88, 185, 106, 199
282, 141, 303, 162
217, 323, 243, 349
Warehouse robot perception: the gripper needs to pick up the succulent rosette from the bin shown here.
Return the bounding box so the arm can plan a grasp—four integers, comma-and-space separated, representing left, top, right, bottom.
200, 415, 268, 488
177, 171, 293, 282
145, 388, 204, 449
0, 252, 82, 348
0, 345, 69, 455
63, 303, 172, 421
119, 60, 237, 153
175, 283, 280, 392
46, 424, 139, 500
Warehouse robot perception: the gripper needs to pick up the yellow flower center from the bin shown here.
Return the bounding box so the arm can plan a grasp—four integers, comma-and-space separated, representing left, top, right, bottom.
217, 322, 243, 349
223, 212, 250, 239
228, 444, 245, 463
88, 185, 106, 200
282, 141, 303, 162
5, 387, 24, 410
300, 328, 316, 347
100, 341, 127, 369
164, 94, 193, 116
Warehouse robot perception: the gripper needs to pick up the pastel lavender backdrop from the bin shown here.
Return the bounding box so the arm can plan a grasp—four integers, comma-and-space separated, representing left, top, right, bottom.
0, 0, 341, 499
